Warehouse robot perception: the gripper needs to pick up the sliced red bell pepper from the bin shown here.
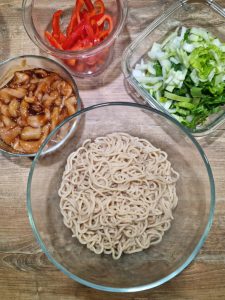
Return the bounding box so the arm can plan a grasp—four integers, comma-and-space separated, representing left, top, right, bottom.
97, 14, 113, 33
66, 0, 84, 36
98, 29, 109, 40
82, 38, 93, 49
66, 14, 77, 37
90, 12, 104, 22
81, 13, 95, 41
52, 10, 62, 39
51, 10, 67, 43
75, 60, 85, 72
69, 39, 84, 51
84, 0, 94, 12
69, 37, 93, 51
59, 33, 67, 44
65, 58, 77, 66
63, 21, 85, 49
94, 0, 105, 14
45, 31, 63, 49
80, 8, 88, 20
84, 23, 95, 41
45, 0, 114, 58
90, 19, 100, 37
93, 38, 100, 45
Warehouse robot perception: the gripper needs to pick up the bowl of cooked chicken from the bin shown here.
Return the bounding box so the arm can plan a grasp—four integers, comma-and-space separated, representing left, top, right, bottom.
0, 55, 81, 157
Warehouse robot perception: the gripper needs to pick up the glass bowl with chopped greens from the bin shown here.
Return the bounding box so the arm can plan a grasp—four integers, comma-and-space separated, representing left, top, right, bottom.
122, 0, 225, 136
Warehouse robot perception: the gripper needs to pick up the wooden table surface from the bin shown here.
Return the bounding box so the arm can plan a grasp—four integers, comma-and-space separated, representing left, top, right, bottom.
1, 0, 225, 299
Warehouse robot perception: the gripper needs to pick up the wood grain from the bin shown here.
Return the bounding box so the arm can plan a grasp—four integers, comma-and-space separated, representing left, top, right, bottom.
1, 0, 225, 299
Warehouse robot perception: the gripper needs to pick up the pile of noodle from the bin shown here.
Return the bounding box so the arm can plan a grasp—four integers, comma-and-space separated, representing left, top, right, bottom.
58, 132, 179, 259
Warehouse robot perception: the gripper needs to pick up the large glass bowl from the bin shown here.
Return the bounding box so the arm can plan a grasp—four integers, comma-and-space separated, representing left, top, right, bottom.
122, 0, 225, 136
22, 0, 128, 77
27, 102, 215, 292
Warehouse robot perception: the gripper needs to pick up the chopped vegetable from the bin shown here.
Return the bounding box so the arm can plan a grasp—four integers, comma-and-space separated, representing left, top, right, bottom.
52, 10, 66, 44
45, 0, 113, 52
133, 26, 225, 129
45, 31, 63, 49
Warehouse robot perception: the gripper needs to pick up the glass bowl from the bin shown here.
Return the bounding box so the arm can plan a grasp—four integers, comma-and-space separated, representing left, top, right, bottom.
0, 55, 81, 157
22, 0, 128, 77
27, 102, 215, 292
122, 0, 225, 136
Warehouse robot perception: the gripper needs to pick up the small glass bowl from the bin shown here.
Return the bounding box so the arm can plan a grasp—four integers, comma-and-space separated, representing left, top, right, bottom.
122, 0, 225, 136
27, 102, 215, 292
22, 0, 128, 77
0, 55, 81, 158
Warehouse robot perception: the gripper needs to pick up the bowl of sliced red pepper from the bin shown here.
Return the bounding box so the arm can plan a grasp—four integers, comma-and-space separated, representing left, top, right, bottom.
22, 0, 128, 77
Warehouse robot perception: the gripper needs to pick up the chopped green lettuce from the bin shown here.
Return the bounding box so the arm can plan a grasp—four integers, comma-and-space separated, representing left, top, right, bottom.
133, 26, 225, 129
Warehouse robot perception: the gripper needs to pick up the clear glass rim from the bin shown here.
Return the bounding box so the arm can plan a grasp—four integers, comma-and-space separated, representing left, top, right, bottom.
22, 0, 128, 58
0, 54, 82, 158
26, 102, 215, 293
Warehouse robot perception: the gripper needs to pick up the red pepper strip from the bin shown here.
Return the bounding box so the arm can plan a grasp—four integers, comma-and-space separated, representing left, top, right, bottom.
90, 19, 100, 36
75, 61, 85, 73
69, 29, 94, 50
82, 8, 97, 24
94, 0, 105, 14
80, 8, 88, 20
45, 31, 63, 49
59, 32, 67, 43
66, 59, 77, 66
90, 12, 104, 22
93, 37, 101, 46
97, 14, 113, 33
70, 43, 82, 51
52, 10, 63, 41
81, 13, 95, 40
68, 37, 93, 51
69, 40, 85, 50
98, 29, 109, 40
82, 38, 93, 49
84, 0, 94, 12
66, 0, 84, 37
84, 23, 95, 41
66, 13, 77, 37
63, 21, 85, 49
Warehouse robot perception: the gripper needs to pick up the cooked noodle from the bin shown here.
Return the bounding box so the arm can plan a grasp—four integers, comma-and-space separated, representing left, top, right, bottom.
58, 132, 179, 259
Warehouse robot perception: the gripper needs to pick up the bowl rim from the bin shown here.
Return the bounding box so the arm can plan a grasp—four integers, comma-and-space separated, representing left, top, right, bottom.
0, 54, 82, 158
22, 0, 128, 58
27, 101, 215, 293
